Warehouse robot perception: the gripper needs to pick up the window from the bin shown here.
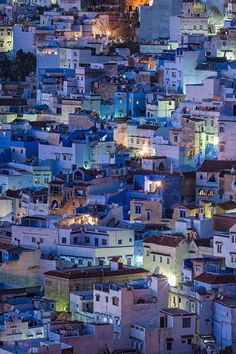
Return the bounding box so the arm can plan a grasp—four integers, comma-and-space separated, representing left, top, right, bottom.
146, 250, 150, 256
95, 294, 100, 302
208, 174, 216, 182
105, 296, 109, 303
62, 237, 67, 244
232, 234, 236, 243
182, 317, 191, 328
166, 341, 172, 351
231, 254, 236, 263
112, 297, 119, 306
153, 255, 156, 261
167, 258, 170, 264
216, 243, 222, 253
160, 316, 167, 328
118, 239, 122, 245
146, 210, 151, 221
32, 237, 36, 243
160, 256, 162, 263
198, 188, 206, 196
219, 126, 224, 133
207, 190, 215, 197
40, 238, 43, 243
187, 338, 192, 345
85, 237, 90, 244
134, 204, 141, 214
129, 238, 132, 242
179, 209, 186, 218
173, 135, 178, 142
102, 239, 107, 245
219, 144, 225, 152
98, 259, 104, 266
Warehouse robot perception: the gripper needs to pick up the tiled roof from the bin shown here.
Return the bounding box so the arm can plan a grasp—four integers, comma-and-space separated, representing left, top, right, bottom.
161, 308, 194, 316
216, 201, 236, 211
143, 234, 185, 247
195, 272, 236, 284
0, 242, 19, 251
194, 239, 212, 248
44, 266, 148, 279
197, 160, 236, 173
5, 189, 21, 198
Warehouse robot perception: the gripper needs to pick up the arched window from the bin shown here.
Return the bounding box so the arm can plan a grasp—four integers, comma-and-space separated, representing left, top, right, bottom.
137, 298, 145, 304
95, 294, 100, 302
105, 296, 109, 303
198, 188, 206, 196
51, 200, 58, 209
207, 190, 215, 197
112, 297, 119, 306
208, 174, 216, 182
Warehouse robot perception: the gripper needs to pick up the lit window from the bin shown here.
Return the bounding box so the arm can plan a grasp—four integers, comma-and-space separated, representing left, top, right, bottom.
198, 188, 206, 196
207, 190, 215, 197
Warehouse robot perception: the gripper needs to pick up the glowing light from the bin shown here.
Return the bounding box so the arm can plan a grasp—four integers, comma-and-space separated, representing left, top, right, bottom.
213, 136, 219, 145
168, 273, 176, 286
139, 145, 149, 157
106, 31, 111, 37
156, 181, 162, 188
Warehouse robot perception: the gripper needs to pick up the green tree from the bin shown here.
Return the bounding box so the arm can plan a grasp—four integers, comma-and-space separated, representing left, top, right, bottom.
0, 50, 36, 81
